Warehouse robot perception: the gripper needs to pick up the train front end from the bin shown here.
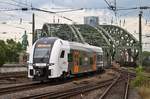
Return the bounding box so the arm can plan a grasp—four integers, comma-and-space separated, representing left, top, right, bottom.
28, 37, 62, 81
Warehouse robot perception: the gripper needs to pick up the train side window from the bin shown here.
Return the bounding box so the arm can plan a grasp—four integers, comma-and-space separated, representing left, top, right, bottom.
68, 53, 73, 62
90, 57, 93, 65
60, 50, 65, 58
100, 55, 102, 61
79, 57, 82, 65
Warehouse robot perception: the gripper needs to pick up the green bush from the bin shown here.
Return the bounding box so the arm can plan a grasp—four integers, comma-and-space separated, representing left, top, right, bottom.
132, 66, 149, 87
0, 39, 24, 65
0, 47, 6, 66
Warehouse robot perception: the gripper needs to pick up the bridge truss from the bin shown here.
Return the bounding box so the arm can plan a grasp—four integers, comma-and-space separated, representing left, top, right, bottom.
34, 24, 139, 66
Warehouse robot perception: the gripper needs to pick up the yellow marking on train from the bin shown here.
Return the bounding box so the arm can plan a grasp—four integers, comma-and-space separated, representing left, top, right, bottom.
92, 53, 96, 70
74, 65, 79, 73
73, 51, 79, 73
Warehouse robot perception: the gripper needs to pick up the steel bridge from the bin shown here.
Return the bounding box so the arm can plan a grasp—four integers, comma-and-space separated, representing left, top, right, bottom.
34, 23, 139, 66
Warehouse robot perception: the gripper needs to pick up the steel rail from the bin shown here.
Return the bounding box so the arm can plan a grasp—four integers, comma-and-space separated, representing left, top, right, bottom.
124, 74, 130, 99
0, 72, 107, 95
99, 71, 131, 99
99, 74, 121, 99
20, 78, 116, 99
0, 82, 42, 95
0, 73, 26, 80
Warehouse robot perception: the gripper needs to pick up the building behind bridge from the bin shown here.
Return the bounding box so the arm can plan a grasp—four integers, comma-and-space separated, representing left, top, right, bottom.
84, 16, 99, 27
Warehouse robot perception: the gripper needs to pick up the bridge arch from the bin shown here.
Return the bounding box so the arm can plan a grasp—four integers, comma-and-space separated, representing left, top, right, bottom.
35, 24, 139, 66
99, 25, 139, 65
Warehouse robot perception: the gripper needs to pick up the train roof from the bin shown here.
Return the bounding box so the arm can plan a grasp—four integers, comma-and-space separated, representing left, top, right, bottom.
37, 37, 103, 53
69, 42, 103, 53
35, 37, 59, 44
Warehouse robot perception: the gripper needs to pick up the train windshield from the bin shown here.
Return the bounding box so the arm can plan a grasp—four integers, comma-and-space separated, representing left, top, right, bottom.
33, 44, 51, 63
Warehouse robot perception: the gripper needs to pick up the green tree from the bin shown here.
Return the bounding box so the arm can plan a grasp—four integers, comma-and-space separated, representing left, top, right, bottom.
143, 51, 150, 57
0, 40, 6, 65
5, 39, 24, 63
142, 51, 150, 66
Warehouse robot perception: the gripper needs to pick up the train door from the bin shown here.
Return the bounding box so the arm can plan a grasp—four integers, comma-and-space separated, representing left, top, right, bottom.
73, 51, 79, 74
59, 50, 68, 73
92, 53, 97, 71
96, 53, 104, 69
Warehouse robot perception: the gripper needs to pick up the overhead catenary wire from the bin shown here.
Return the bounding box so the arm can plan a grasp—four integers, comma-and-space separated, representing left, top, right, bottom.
1, 1, 150, 27
0, 1, 24, 8
10, 0, 31, 7
0, 0, 83, 23
0, 7, 79, 23
0, 0, 31, 18
1, 7, 78, 23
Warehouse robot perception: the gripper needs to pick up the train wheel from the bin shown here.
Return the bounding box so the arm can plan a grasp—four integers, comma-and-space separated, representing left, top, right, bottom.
60, 71, 68, 79
40, 80, 44, 83
68, 70, 74, 78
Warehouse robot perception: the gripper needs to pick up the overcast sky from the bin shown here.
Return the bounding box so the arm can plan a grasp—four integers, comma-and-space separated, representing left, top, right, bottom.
0, 0, 150, 22
0, 0, 150, 51
30, 0, 147, 8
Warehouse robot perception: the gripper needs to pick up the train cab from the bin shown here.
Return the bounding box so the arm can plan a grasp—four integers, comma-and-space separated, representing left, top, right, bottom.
28, 37, 70, 81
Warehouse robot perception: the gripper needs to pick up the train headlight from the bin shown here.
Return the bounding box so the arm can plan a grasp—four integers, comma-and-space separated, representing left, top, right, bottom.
35, 63, 46, 67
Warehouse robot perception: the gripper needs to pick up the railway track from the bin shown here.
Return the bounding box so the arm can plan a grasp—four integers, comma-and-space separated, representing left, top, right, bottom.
0, 72, 27, 80
99, 73, 130, 99
0, 79, 77, 96
0, 69, 132, 99
0, 82, 41, 95
19, 76, 119, 99
0, 71, 105, 96
124, 75, 130, 99
20, 70, 131, 99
